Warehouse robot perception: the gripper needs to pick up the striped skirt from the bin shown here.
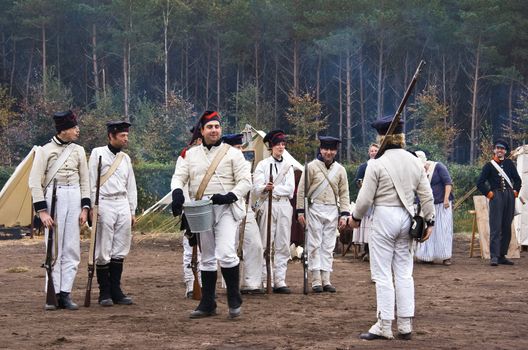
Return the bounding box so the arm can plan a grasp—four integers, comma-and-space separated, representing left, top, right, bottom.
415, 202, 453, 261
353, 206, 373, 244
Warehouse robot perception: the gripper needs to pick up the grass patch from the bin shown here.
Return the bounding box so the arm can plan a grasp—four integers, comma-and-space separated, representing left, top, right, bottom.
6, 266, 29, 273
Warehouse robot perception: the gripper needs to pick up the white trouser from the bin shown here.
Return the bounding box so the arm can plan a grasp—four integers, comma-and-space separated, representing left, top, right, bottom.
306, 203, 338, 272
257, 198, 292, 288
182, 236, 201, 284
199, 204, 239, 271
44, 185, 81, 293
237, 210, 264, 289
95, 197, 131, 264
369, 206, 414, 320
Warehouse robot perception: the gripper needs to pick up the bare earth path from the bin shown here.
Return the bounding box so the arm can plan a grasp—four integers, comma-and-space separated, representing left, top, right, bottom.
1, 234, 527, 350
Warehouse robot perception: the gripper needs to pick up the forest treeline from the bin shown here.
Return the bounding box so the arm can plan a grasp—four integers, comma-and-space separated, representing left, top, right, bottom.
0, 0, 527, 166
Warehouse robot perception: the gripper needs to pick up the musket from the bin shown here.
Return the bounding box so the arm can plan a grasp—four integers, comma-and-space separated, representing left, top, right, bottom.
302, 156, 310, 295
236, 191, 251, 260
265, 163, 273, 294
376, 60, 426, 158
42, 179, 58, 308
190, 240, 202, 300
84, 156, 102, 307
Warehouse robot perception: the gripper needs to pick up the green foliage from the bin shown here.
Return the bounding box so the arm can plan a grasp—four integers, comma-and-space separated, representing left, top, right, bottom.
134, 91, 194, 163
477, 121, 494, 167
232, 82, 274, 131
0, 86, 18, 165
285, 91, 327, 161
408, 85, 459, 162
0, 166, 14, 190
510, 88, 528, 145
133, 161, 174, 211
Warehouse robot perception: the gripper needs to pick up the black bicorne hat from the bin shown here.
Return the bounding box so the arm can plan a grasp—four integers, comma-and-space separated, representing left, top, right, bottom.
106, 120, 131, 134
53, 110, 78, 132
318, 136, 341, 150
371, 115, 404, 135
222, 133, 244, 146
263, 129, 286, 146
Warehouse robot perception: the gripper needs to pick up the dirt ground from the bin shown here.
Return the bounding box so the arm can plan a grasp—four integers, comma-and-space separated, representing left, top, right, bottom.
1, 233, 527, 350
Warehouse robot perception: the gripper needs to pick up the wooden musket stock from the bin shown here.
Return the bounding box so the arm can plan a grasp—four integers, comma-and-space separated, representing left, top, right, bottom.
84, 156, 102, 307
265, 163, 273, 294
43, 179, 58, 308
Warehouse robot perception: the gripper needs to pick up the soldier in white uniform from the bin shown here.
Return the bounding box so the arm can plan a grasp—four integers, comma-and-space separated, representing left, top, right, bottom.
349, 115, 434, 340
171, 111, 252, 318
253, 130, 295, 294
222, 133, 264, 294
171, 127, 202, 298
89, 121, 137, 306
29, 110, 91, 310
297, 136, 350, 293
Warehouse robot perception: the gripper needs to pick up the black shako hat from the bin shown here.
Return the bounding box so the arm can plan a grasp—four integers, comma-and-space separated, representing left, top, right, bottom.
106, 121, 131, 134
53, 110, 78, 132
199, 110, 221, 128
318, 136, 341, 150
222, 133, 244, 146
263, 129, 286, 147
493, 138, 510, 153
371, 114, 404, 135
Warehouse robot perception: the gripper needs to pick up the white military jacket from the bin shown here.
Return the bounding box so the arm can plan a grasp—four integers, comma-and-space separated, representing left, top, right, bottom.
252, 156, 295, 199
88, 146, 137, 214
352, 148, 434, 221
296, 158, 350, 214
171, 142, 252, 201
29, 136, 90, 209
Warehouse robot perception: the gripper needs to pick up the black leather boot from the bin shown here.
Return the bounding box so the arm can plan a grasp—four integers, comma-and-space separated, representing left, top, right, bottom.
59, 291, 79, 310
190, 270, 217, 318
221, 264, 243, 318
109, 258, 133, 305
96, 264, 113, 306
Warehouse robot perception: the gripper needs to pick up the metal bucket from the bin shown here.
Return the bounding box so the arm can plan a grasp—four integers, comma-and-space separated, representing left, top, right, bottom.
183, 199, 213, 232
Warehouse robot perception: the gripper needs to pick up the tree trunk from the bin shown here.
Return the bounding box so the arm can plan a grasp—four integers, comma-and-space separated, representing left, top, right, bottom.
84, 53, 88, 105
1, 32, 6, 82
205, 44, 210, 110
9, 38, 16, 96
316, 50, 321, 101
92, 23, 100, 100
25, 39, 34, 100
346, 48, 352, 163
41, 25, 47, 98
216, 37, 221, 110
376, 36, 384, 118
508, 80, 513, 146
274, 53, 278, 127
254, 40, 259, 125
359, 47, 365, 145
338, 55, 343, 159
163, 2, 169, 110
123, 42, 129, 119
56, 34, 60, 83
469, 38, 481, 165
185, 39, 189, 99
235, 64, 239, 129
293, 39, 299, 97
102, 67, 106, 100
442, 53, 447, 109
402, 52, 409, 133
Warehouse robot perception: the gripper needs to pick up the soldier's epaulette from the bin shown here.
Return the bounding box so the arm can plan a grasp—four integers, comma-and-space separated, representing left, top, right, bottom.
180, 147, 188, 158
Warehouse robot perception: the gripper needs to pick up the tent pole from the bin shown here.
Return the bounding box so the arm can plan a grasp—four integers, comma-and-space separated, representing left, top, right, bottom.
30, 200, 34, 239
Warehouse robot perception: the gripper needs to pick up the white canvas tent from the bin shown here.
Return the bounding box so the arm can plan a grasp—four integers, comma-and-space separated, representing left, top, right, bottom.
137, 125, 303, 224
513, 145, 528, 246
0, 146, 38, 227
